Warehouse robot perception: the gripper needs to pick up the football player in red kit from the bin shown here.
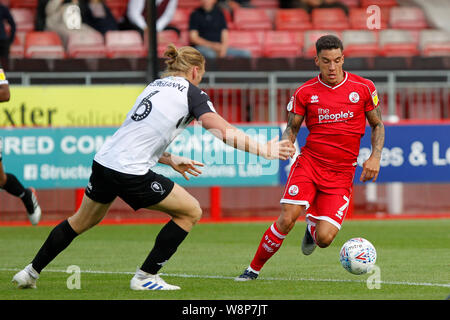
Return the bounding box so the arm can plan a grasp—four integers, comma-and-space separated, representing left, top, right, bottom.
236, 34, 385, 280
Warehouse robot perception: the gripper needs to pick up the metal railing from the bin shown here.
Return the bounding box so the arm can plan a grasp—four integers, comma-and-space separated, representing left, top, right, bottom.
7, 70, 450, 121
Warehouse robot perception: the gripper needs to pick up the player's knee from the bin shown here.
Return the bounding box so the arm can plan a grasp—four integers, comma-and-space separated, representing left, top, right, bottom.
188, 199, 203, 224
68, 215, 94, 234
316, 232, 335, 248
277, 214, 297, 234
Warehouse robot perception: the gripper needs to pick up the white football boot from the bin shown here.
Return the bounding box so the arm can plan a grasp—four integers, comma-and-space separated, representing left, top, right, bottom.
12, 264, 39, 289
26, 188, 42, 226
130, 269, 180, 291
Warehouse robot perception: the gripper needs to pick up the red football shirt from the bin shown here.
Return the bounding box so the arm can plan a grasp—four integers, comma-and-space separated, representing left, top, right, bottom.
287, 71, 379, 169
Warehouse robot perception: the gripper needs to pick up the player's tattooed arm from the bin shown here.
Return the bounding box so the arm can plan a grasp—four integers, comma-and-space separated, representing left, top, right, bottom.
365, 106, 385, 159
360, 106, 385, 182
282, 112, 304, 144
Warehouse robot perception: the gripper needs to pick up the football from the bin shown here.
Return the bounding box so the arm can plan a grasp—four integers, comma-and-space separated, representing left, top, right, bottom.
339, 238, 377, 275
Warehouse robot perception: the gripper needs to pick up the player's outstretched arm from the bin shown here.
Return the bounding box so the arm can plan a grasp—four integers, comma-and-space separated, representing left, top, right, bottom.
198, 112, 295, 160
361, 106, 385, 182
282, 111, 304, 144
158, 152, 204, 180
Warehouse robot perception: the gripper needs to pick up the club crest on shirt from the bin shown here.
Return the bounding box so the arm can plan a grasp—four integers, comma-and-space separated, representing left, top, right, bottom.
310, 95, 319, 103
288, 185, 299, 196
349, 92, 360, 103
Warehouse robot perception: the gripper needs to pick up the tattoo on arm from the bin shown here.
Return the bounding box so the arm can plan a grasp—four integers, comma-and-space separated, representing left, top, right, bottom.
282, 112, 304, 143
366, 107, 385, 158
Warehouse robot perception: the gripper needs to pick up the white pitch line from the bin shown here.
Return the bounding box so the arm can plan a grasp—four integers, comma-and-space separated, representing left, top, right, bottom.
1, 267, 449, 288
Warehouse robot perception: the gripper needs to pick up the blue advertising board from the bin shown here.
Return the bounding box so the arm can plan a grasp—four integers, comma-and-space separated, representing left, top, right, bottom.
0, 125, 282, 189
279, 123, 450, 184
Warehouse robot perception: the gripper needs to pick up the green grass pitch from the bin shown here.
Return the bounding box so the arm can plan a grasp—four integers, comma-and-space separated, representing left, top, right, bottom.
0, 219, 449, 300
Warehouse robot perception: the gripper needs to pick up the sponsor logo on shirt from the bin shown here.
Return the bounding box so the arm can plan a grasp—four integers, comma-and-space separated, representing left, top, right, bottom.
310, 95, 319, 103
287, 96, 294, 112
371, 90, 379, 106
318, 108, 354, 123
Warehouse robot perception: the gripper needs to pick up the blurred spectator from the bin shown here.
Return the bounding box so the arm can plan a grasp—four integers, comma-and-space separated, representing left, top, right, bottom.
36, 0, 50, 31
0, 3, 14, 65
79, 0, 118, 34
45, 0, 100, 47
121, 0, 179, 37
320, 0, 349, 15
279, 0, 294, 8
218, 0, 252, 19
283, 0, 320, 12
189, 0, 251, 59
218, 0, 252, 11
285, 0, 348, 14
301, 0, 321, 12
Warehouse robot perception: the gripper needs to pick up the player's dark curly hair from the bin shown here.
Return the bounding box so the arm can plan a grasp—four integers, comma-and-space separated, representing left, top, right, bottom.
315, 35, 344, 54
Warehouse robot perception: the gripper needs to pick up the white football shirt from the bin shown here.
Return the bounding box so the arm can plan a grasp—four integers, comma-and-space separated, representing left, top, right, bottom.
94, 76, 216, 175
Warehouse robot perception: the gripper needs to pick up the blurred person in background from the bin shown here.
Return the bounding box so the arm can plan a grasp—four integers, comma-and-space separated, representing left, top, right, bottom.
121, 0, 180, 37
218, 0, 253, 19
218, 0, 252, 11
279, 0, 292, 8
79, 0, 118, 35
189, 0, 251, 59
320, 0, 349, 15
36, 0, 49, 31
285, 0, 321, 11
0, 68, 41, 226
0, 2, 15, 66
45, 0, 100, 47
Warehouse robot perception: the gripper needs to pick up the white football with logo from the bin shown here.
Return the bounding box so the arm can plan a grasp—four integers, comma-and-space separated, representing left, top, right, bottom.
339, 238, 377, 275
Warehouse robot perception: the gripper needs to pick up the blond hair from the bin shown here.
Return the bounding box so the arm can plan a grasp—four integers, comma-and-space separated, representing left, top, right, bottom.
162, 44, 205, 78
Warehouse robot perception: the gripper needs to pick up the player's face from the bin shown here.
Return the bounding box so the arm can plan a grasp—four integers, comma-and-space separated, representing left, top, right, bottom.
315, 49, 345, 86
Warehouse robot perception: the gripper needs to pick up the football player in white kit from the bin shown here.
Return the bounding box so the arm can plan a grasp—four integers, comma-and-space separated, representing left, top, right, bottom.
12, 45, 295, 290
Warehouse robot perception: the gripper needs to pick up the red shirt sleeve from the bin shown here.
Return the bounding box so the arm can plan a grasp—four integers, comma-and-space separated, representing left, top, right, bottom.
365, 80, 379, 112
288, 88, 306, 115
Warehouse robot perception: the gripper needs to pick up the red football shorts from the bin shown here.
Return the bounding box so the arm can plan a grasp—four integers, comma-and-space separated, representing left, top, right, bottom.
280, 153, 355, 230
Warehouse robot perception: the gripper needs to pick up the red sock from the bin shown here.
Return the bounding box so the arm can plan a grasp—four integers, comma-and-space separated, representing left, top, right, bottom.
308, 223, 318, 245
249, 222, 287, 272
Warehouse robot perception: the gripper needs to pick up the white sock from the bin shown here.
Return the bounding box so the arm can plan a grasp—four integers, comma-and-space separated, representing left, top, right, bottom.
25, 264, 39, 279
